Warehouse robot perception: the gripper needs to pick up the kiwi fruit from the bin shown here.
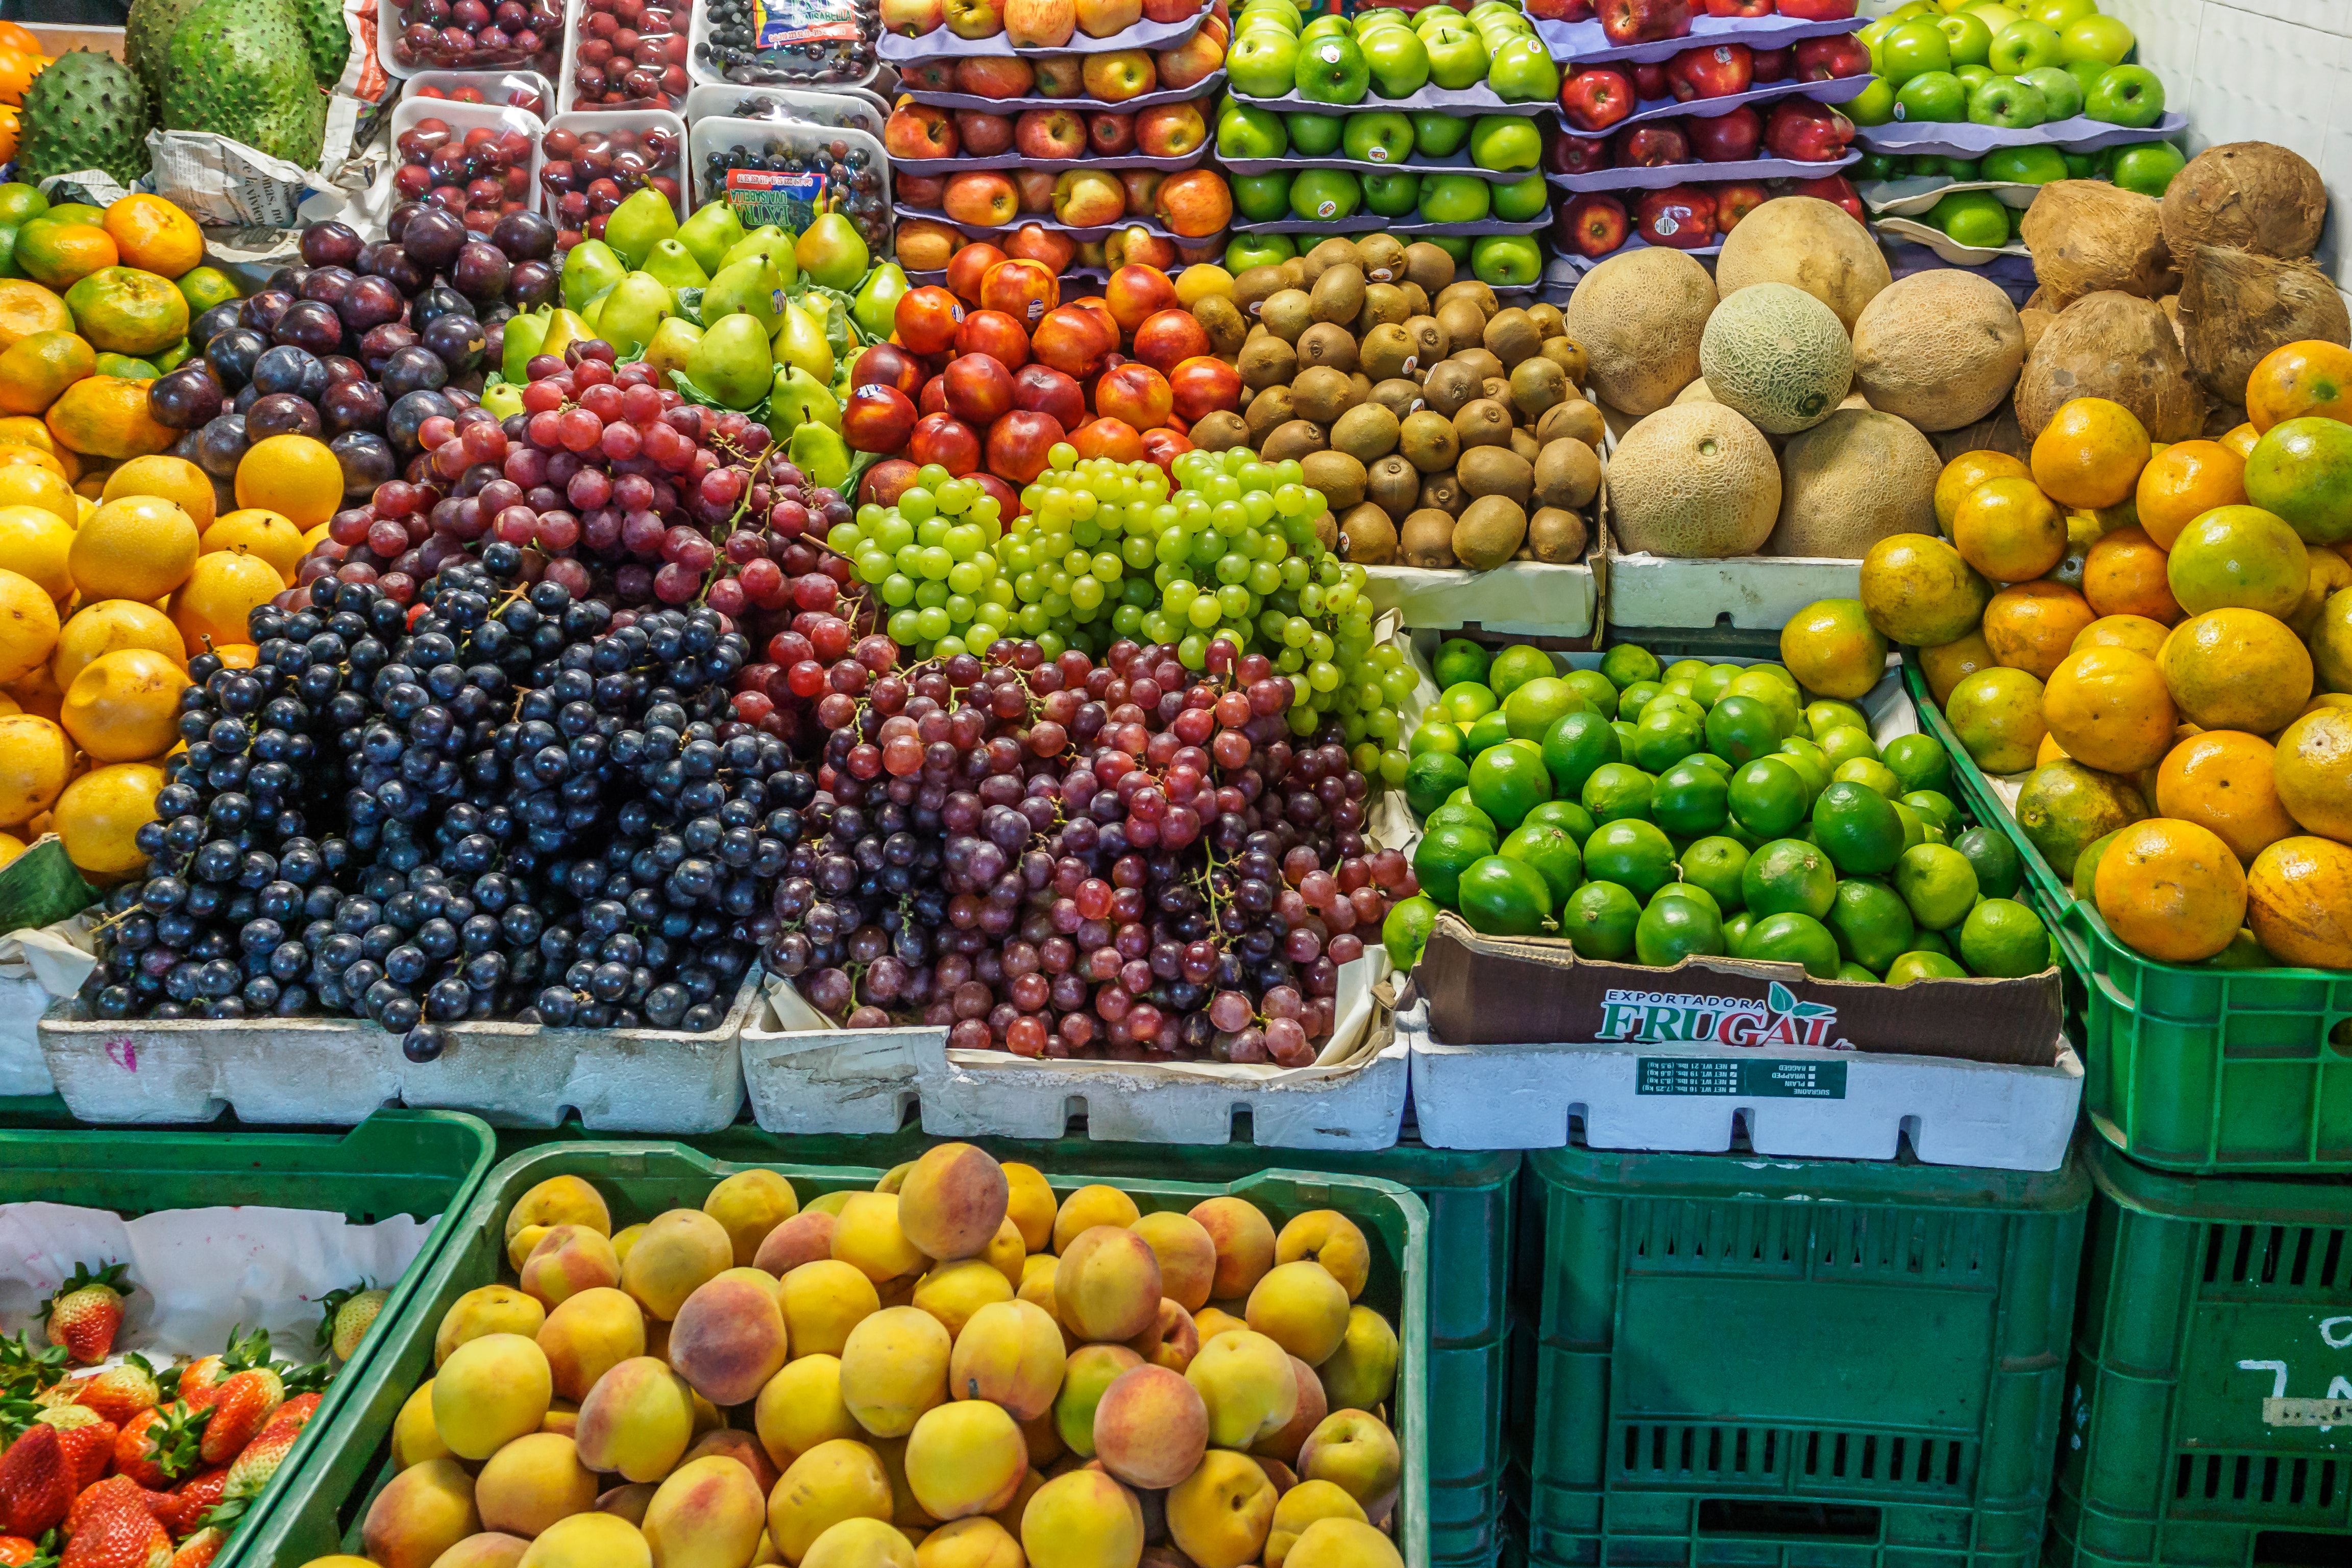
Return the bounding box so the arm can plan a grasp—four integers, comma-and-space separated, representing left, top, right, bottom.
1332, 403, 1401, 463
1349, 371, 1374, 406
1296, 322, 1359, 373
1509, 356, 1569, 422
1192, 296, 1248, 358
1483, 377, 1512, 407
1261, 289, 1313, 344
1398, 410, 1461, 474
1400, 282, 1431, 318
1238, 336, 1297, 391
1457, 445, 1534, 507
1301, 237, 1359, 285
1454, 398, 1512, 451
1403, 241, 1456, 295
1356, 233, 1407, 286
1526, 303, 1567, 340
1230, 266, 1287, 318
1509, 428, 1541, 465
1404, 315, 1447, 371
1278, 258, 1309, 290
1419, 471, 1464, 517
1436, 279, 1498, 317
1421, 360, 1481, 419
1244, 385, 1296, 440
1452, 495, 1528, 571
1366, 454, 1420, 520
1369, 378, 1427, 424
1261, 419, 1330, 463
1312, 509, 1339, 553
1357, 282, 1411, 334
1482, 308, 1542, 371
1190, 410, 1250, 452
1339, 502, 1398, 565
1435, 298, 1487, 356
1400, 508, 1458, 569
1528, 506, 1588, 564
1534, 438, 1602, 511
1302, 450, 1369, 512
1359, 323, 1416, 382
1541, 336, 1589, 384
1535, 399, 1605, 448
1291, 365, 1359, 425
1310, 264, 1366, 327
1451, 347, 1504, 385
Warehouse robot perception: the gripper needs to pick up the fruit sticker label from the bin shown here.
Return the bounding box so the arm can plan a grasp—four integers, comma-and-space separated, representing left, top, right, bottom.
753, 0, 864, 51
725, 169, 827, 235
1597, 982, 1840, 1049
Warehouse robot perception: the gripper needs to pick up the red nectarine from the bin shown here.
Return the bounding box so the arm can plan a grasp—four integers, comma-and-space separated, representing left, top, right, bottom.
979, 259, 1060, 328
955, 309, 1032, 370
1011, 363, 1085, 429
1131, 308, 1212, 374
1168, 356, 1241, 423
944, 242, 1008, 306
943, 353, 1018, 426
987, 409, 1067, 485
907, 412, 984, 476
1072, 416, 1145, 462
1094, 362, 1174, 431
1031, 306, 1112, 379
894, 286, 968, 356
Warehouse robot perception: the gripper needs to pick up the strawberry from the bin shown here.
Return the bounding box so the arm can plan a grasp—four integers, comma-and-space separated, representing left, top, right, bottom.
56, 1492, 168, 1568
173, 1332, 266, 1420
165, 1532, 217, 1568
60, 1480, 169, 1540
189, 1373, 277, 1474
160, 1474, 223, 1542
197, 1395, 315, 1534
0, 1534, 54, 1567
108, 1409, 205, 1496
0, 1427, 70, 1538
68, 1362, 158, 1432
29, 1412, 111, 1492
314, 1288, 387, 1366
38, 1270, 131, 1369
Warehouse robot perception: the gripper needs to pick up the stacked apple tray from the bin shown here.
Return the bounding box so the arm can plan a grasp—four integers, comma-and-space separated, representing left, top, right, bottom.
881, 0, 1231, 277
1542, 8, 1873, 284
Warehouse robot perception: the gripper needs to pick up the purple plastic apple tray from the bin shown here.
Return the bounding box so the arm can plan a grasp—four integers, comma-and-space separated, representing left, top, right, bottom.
1534, 8, 1867, 67
1227, 82, 1552, 116
1229, 211, 1549, 236
900, 69, 1224, 113
894, 203, 1227, 247
892, 146, 1212, 177
1553, 69, 1873, 134
1545, 149, 1858, 193
905, 262, 1207, 294
878, 0, 1213, 60
1218, 147, 1538, 185
1550, 234, 1723, 279
1853, 108, 2187, 159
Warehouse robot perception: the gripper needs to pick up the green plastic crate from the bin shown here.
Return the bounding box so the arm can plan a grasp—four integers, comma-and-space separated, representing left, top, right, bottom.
1904, 654, 2352, 1174
2048, 1143, 2352, 1568
237, 1139, 1432, 1567
1511, 1141, 2091, 1568
0, 1112, 500, 1568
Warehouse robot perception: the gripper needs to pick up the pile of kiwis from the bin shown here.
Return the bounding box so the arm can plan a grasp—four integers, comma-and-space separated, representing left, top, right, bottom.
1186, 234, 1604, 573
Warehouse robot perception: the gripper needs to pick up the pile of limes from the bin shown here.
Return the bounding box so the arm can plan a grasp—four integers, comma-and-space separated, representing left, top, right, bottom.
1380, 639, 2056, 984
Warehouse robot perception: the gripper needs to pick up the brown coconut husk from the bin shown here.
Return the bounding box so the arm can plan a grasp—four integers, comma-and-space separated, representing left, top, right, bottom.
2019, 181, 2177, 311
1935, 404, 2027, 464
2020, 308, 2054, 357
2163, 142, 2329, 262
2177, 242, 2352, 401
2014, 290, 2207, 442
2204, 402, 2250, 440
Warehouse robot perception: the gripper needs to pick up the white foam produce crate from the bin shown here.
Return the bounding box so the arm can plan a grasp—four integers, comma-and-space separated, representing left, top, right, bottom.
0, 977, 51, 1097
1362, 561, 1596, 640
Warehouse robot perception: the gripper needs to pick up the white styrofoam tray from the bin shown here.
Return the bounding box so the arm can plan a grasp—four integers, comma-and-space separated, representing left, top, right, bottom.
1362, 560, 1596, 639
0, 975, 52, 1097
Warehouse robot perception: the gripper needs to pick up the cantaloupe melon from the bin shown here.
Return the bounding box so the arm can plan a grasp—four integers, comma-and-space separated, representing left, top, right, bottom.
1608, 404, 1781, 559
1559, 248, 1717, 418
1713, 197, 1891, 333
1849, 271, 2025, 432
1768, 409, 1941, 559
1699, 283, 1853, 436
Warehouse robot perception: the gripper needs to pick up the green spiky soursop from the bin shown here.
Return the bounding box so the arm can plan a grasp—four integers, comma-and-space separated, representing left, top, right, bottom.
162, 0, 328, 170
18, 51, 152, 189
125, 0, 207, 115
290, 0, 353, 90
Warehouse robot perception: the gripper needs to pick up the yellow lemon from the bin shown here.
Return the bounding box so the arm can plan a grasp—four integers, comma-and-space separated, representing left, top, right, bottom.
207, 643, 258, 671
53, 599, 185, 691
203, 508, 306, 583
102, 454, 216, 532
53, 761, 163, 877
0, 565, 58, 684
0, 503, 73, 598
0, 462, 77, 526
60, 648, 189, 762
0, 713, 69, 826
6, 661, 61, 720
69, 495, 198, 601
0, 832, 27, 869
0, 443, 67, 484
171, 552, 283, 653
233, 434, 343, 531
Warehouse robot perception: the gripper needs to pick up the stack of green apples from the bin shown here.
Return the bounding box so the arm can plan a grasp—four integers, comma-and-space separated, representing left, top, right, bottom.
1858, 140, 2188, 200
1847, 0, 2167, 134
1223, 0, 1560, 106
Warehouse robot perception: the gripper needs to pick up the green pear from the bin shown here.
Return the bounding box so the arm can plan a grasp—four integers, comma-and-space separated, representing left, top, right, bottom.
642, 238, 709, 294
480, 381, 525, 420
676, 200, 748, 276
720, 225, 798, 288
579, 283, 616, 335
772, 365, 841, 431
787, 421, 851, 490
604, 187, 680, 270
685, 313, 774, 409
598, 272, 673, 360
851, 262, 910, 341
642, 316, 705, 381
501, 307, 551, 382
772, 299, 835, 383
702, 255, 783, 330
560, 239, 627, 311
537, 308, 594, 368
795, 211, 869, 291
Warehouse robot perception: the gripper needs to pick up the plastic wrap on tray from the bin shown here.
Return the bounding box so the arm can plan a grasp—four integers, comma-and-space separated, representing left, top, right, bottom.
692, 116, 893, 259
403, 68, 558, 120
559, 0, 695, 112
544, 109, 689, 251
383, 0, 565, 75
691, 0, 882, 89
388, 97, 546, 227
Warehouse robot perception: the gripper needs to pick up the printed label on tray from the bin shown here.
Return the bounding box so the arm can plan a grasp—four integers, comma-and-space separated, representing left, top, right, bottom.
1601, 981, 1839, 1049
754, 0, 864, 49
1634, 1056, 1849, 1099
726, 168, 826, 232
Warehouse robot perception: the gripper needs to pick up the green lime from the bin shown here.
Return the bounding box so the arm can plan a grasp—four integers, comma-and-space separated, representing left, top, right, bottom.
1458, 854, 1555, 935
1561, 669, 1618, 715
1636, 895, 1726, 967
1488, 645, 1555, 701
1427, 803, 1498, 845
1542, 709, 1620, 800
1464, 709, 1513, 754
1697, 664, 1742, 707
1681, 836, 1749, 911
1806, 700, 1871, 741
1816, 725, 1879, 769
1836, 961, 1878, 983
1660, 677, 1702, 707
1501, 822, 1583, 905
1640, 692, 1707, 728
1584, 819, 1677, 899
1834, 758, 1903, 799
2203, 929, 2273, 970
1664, 658, 1709, 684
1953, 826, 2023, 900
1887, 950, 1969, 983
1725, 670, 1802, 738
1504, 675, 1584, 741
1778, 738, 1831, 797
1599, 645, 1662, 689
1405, 751, 1471, 817
1959, 898, 2051, 978
1812, 781, 1905, 877
1524, 799, 1596, 843
1382, 894, 1440, 971
176, 265, 241, 317
1743, 911, 1842, 978
1704, 694, 1784, 765
1902, 790, 1957, 831
1728, 756, 1809, 839
1433, 637, 1491, 690
1883, 733, 1952, 795
1896, 843, 1980, 930
1651, 760, 1729, 838
1581, 763, 1655, 825
1469, 740, 1551, 831
1617, 681, 1663, 721
2072, 830, 2122, 902
1632, 707, 1706, 773
1742, 838, 1837, 920
1408, 719, 1465, 760
1683, 752, 1731, 777
1910, 928, 1952, 957
1829, 878, 1916, 974
1747, 662, 1800, 690
1653, 881, 1720, 917
1723, 911, 1753, 953
1610, 720, 1637, 752
1561, 880, 1641, 959
1439, 681, 1498, 724
1889, 800, 1927, 855
1413, 822, 1494, 907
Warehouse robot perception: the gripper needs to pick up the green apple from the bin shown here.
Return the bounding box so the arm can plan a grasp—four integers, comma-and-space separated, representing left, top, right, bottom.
1942, 155, 1981, 179
2060, 14, 2135, 67
1227, 31, 1299, 98
1961, 1, 2020, 27
1363, 169, 1422, 217
1344, 111, 1416, 165
1894, 71, 1968, 123
1935, 12, 1992, 66
1361, 24, 1430, 98
1352, 8, 1409, 34
2112, 140, 2187, 198
2061, 151, 2097, 178
1980, 143, 2069, 183
1412, 111, 1469, 157
1888, 0, 1939, 18
1987, 19, 2061, 74
1225, 233, 1296, 271
1300, 14, 1350, 42
1467, 113, 1540, 173
1425, 233, 1472, 264
1930, 190, 2012, 249
1880, 20, 1954, 85
1416, 173, 1492, 224
1286, 111, 1345, 155
2015, 64, 2082, 119
1238, 0, 1300, 29
1472, 234, 1541, 286
1217, 103, 1289, 158
1857, 16, 1896, 53
1231, 173, 1295, 221
1490, 171, 1547, 222
1856, 151, 1901, 182
2086, 64, 2166, 128
1846, 76, 1898, 127
1969, 74, 2047, 128
1290, 168, 1363, 220
1487, 37, 1559, 102
2063, 56, 2107, 96
1295, 32, 1369, 103
1955, 63, 1993, 92
1420, 18, 1491, 90
2023, 0, 2095, 27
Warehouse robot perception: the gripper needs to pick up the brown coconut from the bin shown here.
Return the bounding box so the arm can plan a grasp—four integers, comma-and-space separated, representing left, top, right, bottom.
2019, 181, 2177, 311
2176, 242, 2352, 401
2020, 308, 2054, 357
2162, 142, 2329, 262
1559, 247, 1717, 418
2014, 289, 2207, 442
1935, 404, 2028, 464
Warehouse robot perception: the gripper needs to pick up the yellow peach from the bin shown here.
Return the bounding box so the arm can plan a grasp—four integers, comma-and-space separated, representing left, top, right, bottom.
756, 1355, 862, 1467
911, 1258, 1012, 1341
1186, 1330, 1298, 1450
670, 1266, 791, 1407
622, 1209, 736, 1322
706, 1169, 802, 1266
838, 1307, 951, 1438
434, 1335, 553, 1461
1051, 1186, 1139, 1254
1000, 1164, 1056, 1253
1246, 1261, 1351, 1366
537, 1286, 646, 1405
514, 1512, 651, 1568
1019, 1470, 1142, 1568
642, 1454, 769, 1568
1166, 1449, 1276, 1568
1130, 1211, 1218, 1313
767, 1439, 894, 1564
782, 1259, 882, 1360
1188, 1198, 1276, 1301
833, 1193, 928, 1285
946, 1298, 1065, 1423
896, 1144, 1010, 1263
475, 1433, 596, 1538
574, 1357, 697, 1483
1265, 1483, 1367, 1568
902, 1401, 1027, 1522
363, 1457, 480, 1568
1275, 1212, 1369, 1302
436, 1285, 547, 1368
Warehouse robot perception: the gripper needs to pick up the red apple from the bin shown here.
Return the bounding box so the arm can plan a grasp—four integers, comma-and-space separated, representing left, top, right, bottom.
1616, 122, 1690, 166
1774, 0, 1854, 16
1094, 362, 1175, 430
1794, 34, 1870, 81
979, 258, 1061, 328
1598, 0, 1692, 43
897, 174, 948, 209
1012, 363, 1086, 428
1714, 182, 1769, 231
955, 57, 1038, 97
942, 353, 1019, 425
1121, 169, 1165, 217
1668, 42, 1751, 100
1789, 174, 1865, 225
1702, 0, 1770, 13
1167, 355, 1242, 422
1033, 56, 1086, 96
1555, 192, 1629, 257
1082, 50, 1155, 101
882, 0, 945, 38
1560, 68, 1638, 133
1139, 428, 1192, 476
1139, 0, 1192, 22
861, 458, 919, 508
1069, 297, 1120, 351
1750, 45, 1791, 82
1154, 30, 1224, 90
971, 471, 1022, 520
907, 412, 984, 475
1685, 105, 1761, 161
1133, 309, 1214, 374
1763, 99, 1855, 162
853, 343, 926, 399
1054, 170, 1127, 227
942, 172, 1020, 227
987, 409, 1068, 485
945, 242, 1008, 305
1135, 103, 1207, 157
1104, 265, 1182, 334
1636, 185, 1717, 249
919, 378, 949, 416
1008, 170, 1054, 215
957, 308, 1033, 369
894, 286, 968, 356
1154, 169, 1234, 238
1546, 127, 1612, 175
1015, 107, 1090, 160
1089, 111, 1138, 156
1006, 224, 1079, 273
885, 104, 958, 159
1526, 0, 1596, 17
1107, 226, 1179, 271
1072, 416, 1145, 461
903, 60, 957, 91
955, 111, 1017, 155
843, 385, 920, 454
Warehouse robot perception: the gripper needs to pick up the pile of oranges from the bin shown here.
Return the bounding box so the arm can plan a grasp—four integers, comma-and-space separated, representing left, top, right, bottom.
1858, 339, 2352, 973
0, 432, 342, 880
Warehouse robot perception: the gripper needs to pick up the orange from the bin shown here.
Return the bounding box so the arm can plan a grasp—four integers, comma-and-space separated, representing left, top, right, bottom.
2157, 730, 2299, 865
2246, 340, 2352, 434
102, 454, 216, 532
1982, 580, 2097, 682
1944, 666, 2046, 774
0, 461, 75, 527
1951, 477, 2066, 583
2158, 608, 2313, 736
1857, 532, 1990, 646
53, 600, 185, 692
2094, 818, 2248, 963
169, 552, 283, 653
1919, 630, 1995, 707
2221, 424, 2261, 460
0, 328, 91, 418
2075, 614, 2171, 660
2166, 504, 2310, 619
1779, 599, 1887, 701
234, 434, 344, 531
202, 508, 306, 583
0, 415, 78, 481
2273, 707, 2352, 842
44, 376, 174, 461
2289, 549, 2352, 640
1933, 451, 2031, 535
59, 647, 190, 762
210, 644, 259, 670
2037, 732, 2071, 765
68, 495, 198, 601
0, 46, 41, 109
101, 197, 203, 281
0, 281, 69, 353
52, 761, 163, 878
2081, 526, 2183, 624
14, 222, 117, 292
2247, 836, 2352, 969
2135, 440, 2247, 550
2044, 645, 2176, 774
0, 712, 67, 826
2032, 399, 2153, 511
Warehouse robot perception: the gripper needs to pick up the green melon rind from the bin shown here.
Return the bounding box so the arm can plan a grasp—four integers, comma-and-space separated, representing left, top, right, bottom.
1699, 281, 1855, 437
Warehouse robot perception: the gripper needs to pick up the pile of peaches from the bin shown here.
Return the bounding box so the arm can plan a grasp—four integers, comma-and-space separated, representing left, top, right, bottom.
890, 101, 1234, 242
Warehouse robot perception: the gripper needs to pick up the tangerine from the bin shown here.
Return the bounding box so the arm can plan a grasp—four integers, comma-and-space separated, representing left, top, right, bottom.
100, 195, 203, 281
1944, 666, 2047, 774
2073, 614, 2171, 660
2245, 340, 2352, 433
2135, 439, 2247, 550
1859, 533, 1991, 646
101, 454, 215, 532
2166, 505, 2309, 620
2033, 398, 2152, 511
2221, 423, 2261, 460
2273, 707, 2352, 842
2246, 836, 2352, 969
2156, 730, 2298, 866
1780, 599, 1886, 701
1919, 630, 1995, 706
2044, 645, 2176, 774
1952, 477, 2066, 583
2291, 550, 2352, 641
2081, 526, 2183, 624
2246, 416, 2352, 546
2159, 608, 2313, 735
0, 461, 75, 526
2095, 818, 2248, 964
1933, 450, 2031, 535
1981, 580, 2097, 681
